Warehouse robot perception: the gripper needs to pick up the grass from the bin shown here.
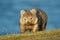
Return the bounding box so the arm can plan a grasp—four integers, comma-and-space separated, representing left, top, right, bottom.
0, 29, 60, 40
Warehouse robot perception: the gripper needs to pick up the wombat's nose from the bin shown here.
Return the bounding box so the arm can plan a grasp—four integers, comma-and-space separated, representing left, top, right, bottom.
27, 22, 30, 23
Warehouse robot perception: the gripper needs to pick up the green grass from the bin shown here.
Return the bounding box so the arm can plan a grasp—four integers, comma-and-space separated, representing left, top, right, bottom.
0, 29, 60, 40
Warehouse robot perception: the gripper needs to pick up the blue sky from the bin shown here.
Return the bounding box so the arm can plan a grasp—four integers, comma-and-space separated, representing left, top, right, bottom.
0, 0, 60, 35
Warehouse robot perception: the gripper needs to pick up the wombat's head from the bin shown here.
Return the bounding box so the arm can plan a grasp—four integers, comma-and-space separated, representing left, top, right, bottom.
20, 9, 38, 25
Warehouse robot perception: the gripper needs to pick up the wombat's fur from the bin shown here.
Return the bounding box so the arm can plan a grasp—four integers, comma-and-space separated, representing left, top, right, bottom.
20, 8, 47, 33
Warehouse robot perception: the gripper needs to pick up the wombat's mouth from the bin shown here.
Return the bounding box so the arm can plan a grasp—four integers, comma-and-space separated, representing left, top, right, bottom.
24, 24, 35, 26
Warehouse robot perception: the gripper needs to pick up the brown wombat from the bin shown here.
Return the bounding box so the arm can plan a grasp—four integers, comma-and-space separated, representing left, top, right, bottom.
19, 8, 47, 33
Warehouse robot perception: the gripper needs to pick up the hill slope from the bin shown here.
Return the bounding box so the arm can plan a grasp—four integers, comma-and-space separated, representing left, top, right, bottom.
0, 29, 60, 40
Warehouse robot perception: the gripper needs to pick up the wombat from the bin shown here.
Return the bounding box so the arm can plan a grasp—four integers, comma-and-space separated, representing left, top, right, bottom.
19, 8, 47, 33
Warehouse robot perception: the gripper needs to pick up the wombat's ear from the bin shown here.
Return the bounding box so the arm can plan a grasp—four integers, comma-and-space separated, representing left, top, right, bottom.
20, 10, 26, 16
30, 9, 36, 14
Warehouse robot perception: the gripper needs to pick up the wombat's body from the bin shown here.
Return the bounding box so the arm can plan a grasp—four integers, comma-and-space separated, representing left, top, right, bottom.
20, 8, 47, 33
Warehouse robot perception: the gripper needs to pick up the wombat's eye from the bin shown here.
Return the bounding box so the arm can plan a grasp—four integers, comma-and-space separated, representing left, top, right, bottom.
30, 18, 33, 20
23, 17, 26, 20
24, 18, 26, 20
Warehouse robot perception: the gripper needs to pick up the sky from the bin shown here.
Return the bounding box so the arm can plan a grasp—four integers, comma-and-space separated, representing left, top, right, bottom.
0, 0, 60, 35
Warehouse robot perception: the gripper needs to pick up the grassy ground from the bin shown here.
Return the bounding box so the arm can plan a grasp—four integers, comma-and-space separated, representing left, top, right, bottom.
0, 29, 60, 40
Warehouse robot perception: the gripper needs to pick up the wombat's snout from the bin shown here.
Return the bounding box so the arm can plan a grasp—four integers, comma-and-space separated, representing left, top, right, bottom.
27, 21, 29, 23
26, 20, 32, 24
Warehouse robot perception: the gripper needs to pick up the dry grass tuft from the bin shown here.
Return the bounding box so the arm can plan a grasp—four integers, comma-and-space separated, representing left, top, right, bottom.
0, 29, 60, 40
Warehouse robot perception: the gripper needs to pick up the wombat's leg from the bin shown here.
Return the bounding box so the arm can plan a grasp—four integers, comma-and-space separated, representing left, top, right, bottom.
42, 21, 47, 30
20, 25, 26, 33
31, 24, 38, 32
